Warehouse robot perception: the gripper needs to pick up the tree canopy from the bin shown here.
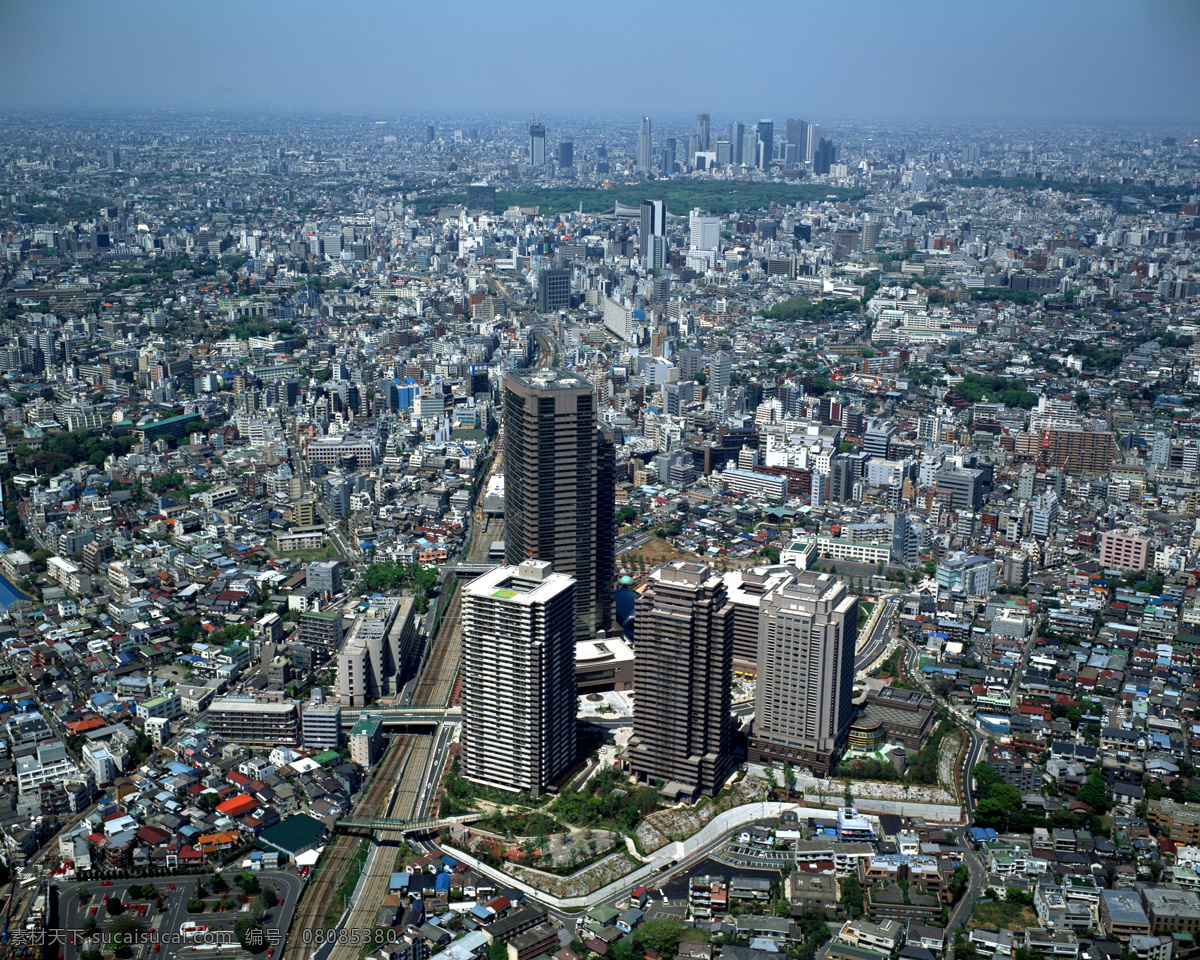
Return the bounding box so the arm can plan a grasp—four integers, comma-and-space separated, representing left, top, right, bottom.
954, 374, 1038, 409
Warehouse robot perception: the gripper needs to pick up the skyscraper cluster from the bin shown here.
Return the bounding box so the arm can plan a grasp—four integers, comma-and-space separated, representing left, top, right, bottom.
626, 565, 858, 795
634, 113, 834, 175
460, 368, 615, 795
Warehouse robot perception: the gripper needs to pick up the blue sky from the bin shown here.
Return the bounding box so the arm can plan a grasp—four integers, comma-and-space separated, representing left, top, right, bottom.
1, 0, 1198, 123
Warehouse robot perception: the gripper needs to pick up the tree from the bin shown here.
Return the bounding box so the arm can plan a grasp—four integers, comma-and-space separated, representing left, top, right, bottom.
974, 782, 1022, 829
1076, 772, 1110, 813
615, 505, 639, 528
490, 939, 508, 960
109, 914, 144, 943
106, 897, 125, 916
840, 875, 864, 918
783, 763, 797, 795
1074, 391, 1091, 411
634, 920, 695, 958
234, 915, 266, 953
972, 762, 1000, 795
951, 863, 969, 902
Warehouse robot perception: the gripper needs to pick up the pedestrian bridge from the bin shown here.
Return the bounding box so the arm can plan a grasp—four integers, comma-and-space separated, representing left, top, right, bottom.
339, 708, 456, 728
441, 563, 497, 577
334, 813, 481, 833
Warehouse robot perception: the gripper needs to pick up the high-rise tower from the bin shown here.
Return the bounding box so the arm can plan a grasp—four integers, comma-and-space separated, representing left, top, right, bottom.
757, 119, 774, 169
728, 121, 745, 165
804, 122, 821, 163
640, 199, 667, 271
749, 572, 858, 776
529, 120, 546, 166
637, 117, 653, 172
696, 113, 711, 151
503, 369, 614, 640
626, 562, 734, 796
460, 560, 577, 794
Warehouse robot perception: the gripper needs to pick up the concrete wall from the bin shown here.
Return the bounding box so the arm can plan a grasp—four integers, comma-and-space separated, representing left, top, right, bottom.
443, 800, 803, 909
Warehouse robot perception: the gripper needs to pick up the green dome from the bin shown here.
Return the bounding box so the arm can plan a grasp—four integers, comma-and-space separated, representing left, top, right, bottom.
619, 575, 634, 585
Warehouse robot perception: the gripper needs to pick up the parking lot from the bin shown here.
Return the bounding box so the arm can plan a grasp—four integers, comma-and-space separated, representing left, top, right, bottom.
57, 871, 305, 960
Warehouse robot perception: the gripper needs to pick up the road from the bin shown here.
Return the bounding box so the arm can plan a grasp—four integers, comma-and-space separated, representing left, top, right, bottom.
854, 597, 898, 671
945, 826, 987, 960
898, 633, 985, 809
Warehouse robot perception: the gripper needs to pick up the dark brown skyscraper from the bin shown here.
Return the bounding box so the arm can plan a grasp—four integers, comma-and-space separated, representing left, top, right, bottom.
625, 561, 734, 796
503, 369, 614, 640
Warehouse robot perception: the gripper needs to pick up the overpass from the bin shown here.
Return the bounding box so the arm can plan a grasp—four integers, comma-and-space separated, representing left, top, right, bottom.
339, 708, 457, 728
334, 812, 482, 834
441, 562, 498, 578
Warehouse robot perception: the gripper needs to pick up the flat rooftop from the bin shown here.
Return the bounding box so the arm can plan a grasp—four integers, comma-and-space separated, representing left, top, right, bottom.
507, 368, 594, 391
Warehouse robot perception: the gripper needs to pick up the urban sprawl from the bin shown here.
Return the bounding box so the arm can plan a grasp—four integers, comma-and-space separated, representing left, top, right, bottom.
0, 110, 1199, 960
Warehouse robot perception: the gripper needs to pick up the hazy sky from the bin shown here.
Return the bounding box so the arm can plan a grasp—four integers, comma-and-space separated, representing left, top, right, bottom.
2, 0, 1198, 123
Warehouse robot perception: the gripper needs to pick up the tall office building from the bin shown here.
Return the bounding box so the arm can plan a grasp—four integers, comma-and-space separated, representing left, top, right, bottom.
529, 121, 546, 166
503, 370, 614, 640
786, 118, 807, 160
696, 113, 711, 151
814, 137, 835, 176
728, 121, 745, 164
804, 122, 821, 163
861, 219, 881, 251
743, 130, 760, 171
626, 562, 734, 796
830, 456, 855, 504
461, 561, 577, 795
662, 138, 677, 174
537, 268, 570, 312
678, 349, 703, 380
757, 119, 774, 169
689, 208, 720, 253
749, 572, 858, 775
637, 117, 653, 172
712, 350, 732, 390
640, 199, 667, 271
557, 141, 574, 168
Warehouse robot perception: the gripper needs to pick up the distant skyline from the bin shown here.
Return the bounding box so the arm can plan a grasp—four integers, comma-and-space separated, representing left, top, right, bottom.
2, 0, 1199, 124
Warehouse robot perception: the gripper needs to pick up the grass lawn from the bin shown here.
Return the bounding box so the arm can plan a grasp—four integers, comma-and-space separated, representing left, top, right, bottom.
968, 899, 1039, 931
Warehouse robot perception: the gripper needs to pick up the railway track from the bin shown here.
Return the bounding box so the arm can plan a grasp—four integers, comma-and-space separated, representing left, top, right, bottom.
410, 584, 461, 709
284, 736, 414, 959
326, 737, 432, 960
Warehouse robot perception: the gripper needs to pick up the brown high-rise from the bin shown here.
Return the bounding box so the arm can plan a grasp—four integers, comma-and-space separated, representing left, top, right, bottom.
748, 572, 858, 777
1044, 428, 1115, 474
503, 369, 614, 640
625, 562, 734, 796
